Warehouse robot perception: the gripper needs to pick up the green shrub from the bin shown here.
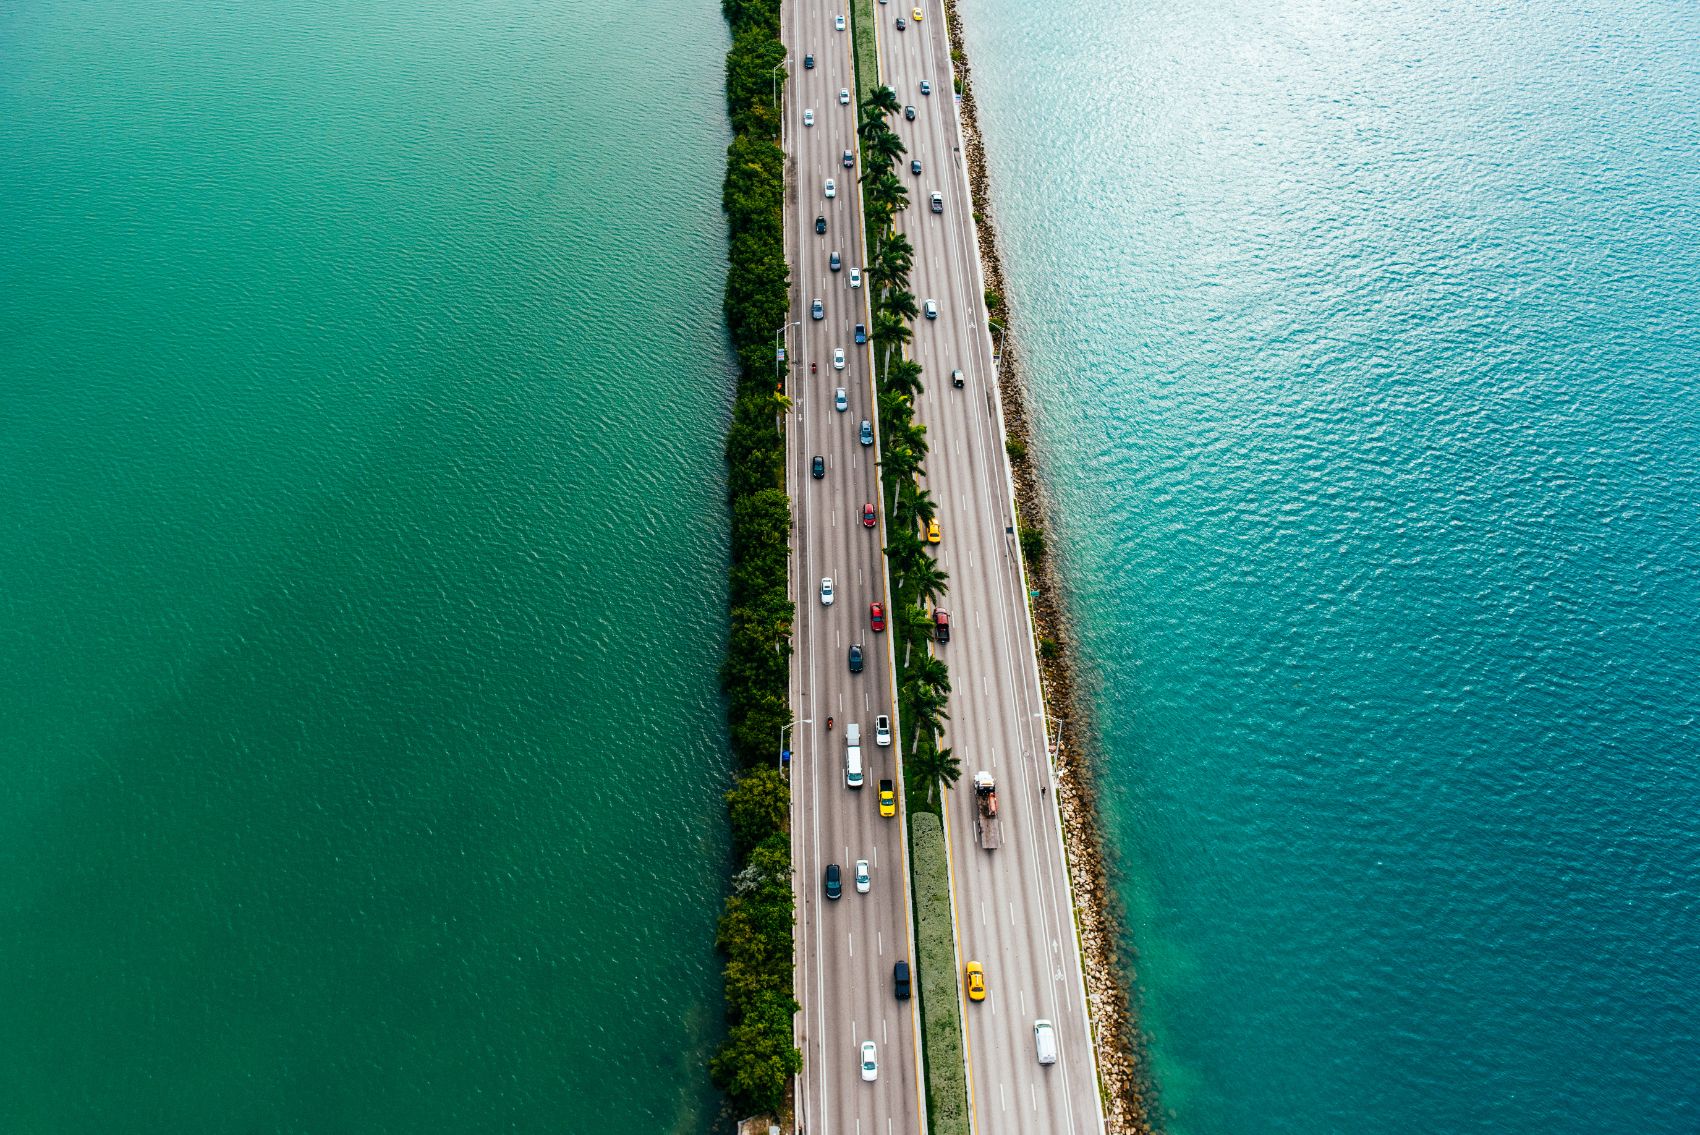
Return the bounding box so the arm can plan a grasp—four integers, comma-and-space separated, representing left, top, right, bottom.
1005, 437, 1027, 463
1019, 524, 1046, 566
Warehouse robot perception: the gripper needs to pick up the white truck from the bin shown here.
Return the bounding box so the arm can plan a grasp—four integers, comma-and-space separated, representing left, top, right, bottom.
845, 723, 863, 788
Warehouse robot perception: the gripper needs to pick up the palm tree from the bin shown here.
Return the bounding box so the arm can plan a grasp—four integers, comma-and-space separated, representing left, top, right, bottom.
859, 113, 893, 142
910, 557, 949, 607
868, 84, 902, 116
883, 357, 924, 400
868, 171, 909, 214
909, 485, 938, 527
881, 288, 919, 323
911, 653, 951, 695
900, 601, 935, 641
865, 128, 907, 169
881, 441, 922, 491
871, 312, 912, 357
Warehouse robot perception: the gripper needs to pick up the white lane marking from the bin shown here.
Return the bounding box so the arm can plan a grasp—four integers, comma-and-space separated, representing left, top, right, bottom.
848, 931, 854, 958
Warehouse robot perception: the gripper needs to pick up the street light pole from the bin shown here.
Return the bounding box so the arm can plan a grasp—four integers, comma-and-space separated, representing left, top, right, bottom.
779, 718, 811, 773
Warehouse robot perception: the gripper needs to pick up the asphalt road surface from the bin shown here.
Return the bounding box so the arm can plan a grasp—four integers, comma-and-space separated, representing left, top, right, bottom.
783, 2, 927, 1133
875, 3, 1109, 1132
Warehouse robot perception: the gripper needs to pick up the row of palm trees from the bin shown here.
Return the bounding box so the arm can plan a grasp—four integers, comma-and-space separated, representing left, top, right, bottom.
858, 84, 963, 809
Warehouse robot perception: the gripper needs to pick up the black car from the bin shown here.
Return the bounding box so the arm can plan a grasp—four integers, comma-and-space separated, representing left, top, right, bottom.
849, 643, 864, 673
843, 149, 855, 168
896, 16, 906, 29
893, 960, 911, 1000
910, 158, 922, 175
812, 455, 826, 479
951, 368, 964, 388
815, 215, 827, 234
904, 104, 916, 120
804, 53, 815, 68
933, 608, 950, 643
825, 863, 842, 900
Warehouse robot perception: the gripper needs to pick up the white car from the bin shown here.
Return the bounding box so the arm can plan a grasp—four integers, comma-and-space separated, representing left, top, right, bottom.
804, 108, 814, 127
875, 714, 891, 746
824, 178, 836, 199
820, 577, 834, 606
835, 387, 848, 411
849, 267, 861, 288
855, 859, 870, 893
839, 87, 851, 105
924, 298, 937, 319
860, 1040, 878, 1081
833, 347, 845, 370
836, 13, 846, 29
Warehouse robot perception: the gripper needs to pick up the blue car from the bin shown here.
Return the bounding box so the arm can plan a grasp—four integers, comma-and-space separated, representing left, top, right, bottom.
805, 53, 815, 69
859, 419, 873, 446
854, 323, 867, 345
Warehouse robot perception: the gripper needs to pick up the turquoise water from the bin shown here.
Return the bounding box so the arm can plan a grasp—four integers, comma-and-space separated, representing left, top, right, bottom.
1, 0, 733, 1130
957, 0, 1700, 1131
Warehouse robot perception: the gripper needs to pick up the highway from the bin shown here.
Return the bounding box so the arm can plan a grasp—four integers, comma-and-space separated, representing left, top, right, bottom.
873, 3, 1109, 1133
782, 1, 926, 1133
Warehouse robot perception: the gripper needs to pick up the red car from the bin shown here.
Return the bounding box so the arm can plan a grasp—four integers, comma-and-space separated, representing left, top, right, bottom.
861, 502, 877, 528
870, 602, 886, 632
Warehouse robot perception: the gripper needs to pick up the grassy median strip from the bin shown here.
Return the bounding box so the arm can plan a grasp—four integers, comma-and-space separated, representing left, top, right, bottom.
848, 0, 880, 102
911, 812, 970, 1135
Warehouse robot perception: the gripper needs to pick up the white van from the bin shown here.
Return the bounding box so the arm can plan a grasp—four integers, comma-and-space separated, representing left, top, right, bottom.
1033, 1019, 1058, 1066
845, 723, 863, 788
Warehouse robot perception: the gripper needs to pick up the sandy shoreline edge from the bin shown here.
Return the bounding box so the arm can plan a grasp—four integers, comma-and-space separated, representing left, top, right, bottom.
938, 2, 1157, 1130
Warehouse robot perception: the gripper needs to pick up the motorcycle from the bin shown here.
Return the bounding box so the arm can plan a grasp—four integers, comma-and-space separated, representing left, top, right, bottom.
826, 716, 834, 731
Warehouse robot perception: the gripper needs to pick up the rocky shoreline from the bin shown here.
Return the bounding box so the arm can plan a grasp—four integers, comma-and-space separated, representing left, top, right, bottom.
939, 3, 1156, 1131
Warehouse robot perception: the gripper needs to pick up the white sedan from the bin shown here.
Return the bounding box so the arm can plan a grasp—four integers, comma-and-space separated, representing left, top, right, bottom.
824, 178, 836, 199
849, 267, 861, 288
803, 108, 814, 127
820, 577, 834, 606
860, 1040, 878, 1081
839, 87, 851, 105
833, 347, 845, 370
835, 13, 846, 29
855, 859, 870, 893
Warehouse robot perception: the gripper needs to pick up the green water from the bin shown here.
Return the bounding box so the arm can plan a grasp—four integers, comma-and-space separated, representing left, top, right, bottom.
0, 0, 734, 1129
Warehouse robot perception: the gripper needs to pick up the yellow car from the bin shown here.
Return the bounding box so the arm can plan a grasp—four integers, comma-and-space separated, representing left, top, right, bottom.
912, 6, 923, 20
879, 778, 896, 817
926, 518, 941, 544
965, 961, 985, 1001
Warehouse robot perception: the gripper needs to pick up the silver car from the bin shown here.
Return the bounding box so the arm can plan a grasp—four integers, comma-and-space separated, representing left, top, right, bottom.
835, 387, 848, 412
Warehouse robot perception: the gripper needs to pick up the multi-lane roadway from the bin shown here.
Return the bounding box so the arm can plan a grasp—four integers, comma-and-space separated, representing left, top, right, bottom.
783, 3, 927, 1133
784, 1, 1108, 1132
873, 5, 1107, 1131
874, 6, 1107, 1132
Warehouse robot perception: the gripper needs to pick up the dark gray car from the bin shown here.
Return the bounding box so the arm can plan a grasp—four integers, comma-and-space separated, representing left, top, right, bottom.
849, 643, 864, 673
825, 863, 842, 900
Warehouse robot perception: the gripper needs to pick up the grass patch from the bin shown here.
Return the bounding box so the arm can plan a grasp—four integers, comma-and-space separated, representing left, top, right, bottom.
849, 0, 881, 100
911, 812, 969, 1135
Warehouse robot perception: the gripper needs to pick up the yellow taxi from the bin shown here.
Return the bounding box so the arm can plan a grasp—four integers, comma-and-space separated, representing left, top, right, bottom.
879, 778, 896, 817
926, 517, 941, 544
912, 6, 923, 20
965, 961, 985, 1001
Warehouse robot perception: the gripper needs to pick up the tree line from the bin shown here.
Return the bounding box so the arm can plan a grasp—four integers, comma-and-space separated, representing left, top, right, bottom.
712, 0, 801, 1117
856, 85, 962, 811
